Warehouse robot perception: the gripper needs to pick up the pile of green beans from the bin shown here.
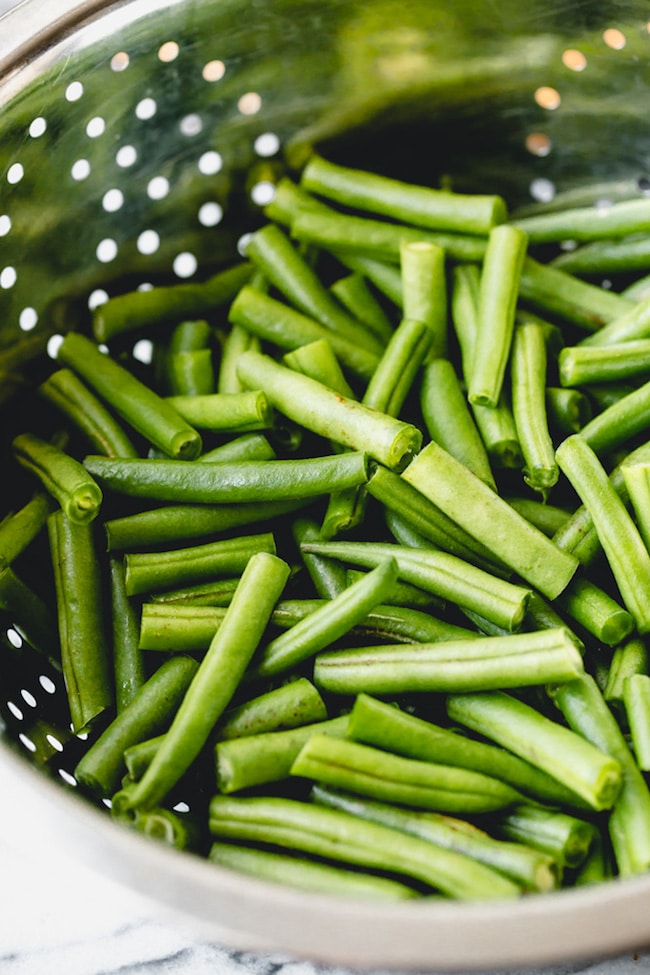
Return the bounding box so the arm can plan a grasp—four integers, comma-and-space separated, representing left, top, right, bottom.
4, 153, 650, 904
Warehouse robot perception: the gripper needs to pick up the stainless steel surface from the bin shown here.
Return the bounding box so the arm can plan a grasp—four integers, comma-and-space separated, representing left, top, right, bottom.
1, 1, 650, 969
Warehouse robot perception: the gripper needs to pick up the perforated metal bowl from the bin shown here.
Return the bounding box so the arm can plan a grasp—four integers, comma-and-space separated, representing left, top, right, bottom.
2, 1, 650, 969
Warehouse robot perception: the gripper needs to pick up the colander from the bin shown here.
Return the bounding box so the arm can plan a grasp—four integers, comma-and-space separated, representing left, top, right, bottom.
1, 0, 650, 969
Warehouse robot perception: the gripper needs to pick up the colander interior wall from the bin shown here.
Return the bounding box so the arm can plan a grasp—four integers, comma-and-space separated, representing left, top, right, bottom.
2, 1, 650, 969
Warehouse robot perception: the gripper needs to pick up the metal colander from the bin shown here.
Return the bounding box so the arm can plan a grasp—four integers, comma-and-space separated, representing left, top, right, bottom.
2, 0, 650, 969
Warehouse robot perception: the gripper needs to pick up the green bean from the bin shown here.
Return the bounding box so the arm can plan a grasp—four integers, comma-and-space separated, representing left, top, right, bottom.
84, 451, 371, 504
199, 433, 277, 464
74, 654, 199, 798
312, 786, 558, 893
493, 804, 597, 869
39, 369, 139, 459
0, 491, 53, 567
623, 270, 650, 301
229, 285, 380, 381
555, 435, 650, 633
13, 432, 103, 524
124, 532, 276, 597
282, 339, 355, 397
573, 831, 613, 887
109, 556, 145, 712
104, 498, 302, 552
362, 318, 431, 417
620, 460, 650, 548
401, 441, 578, 599
235, 350, 422, 471
623, 675, 650, 771
550, 673, 650, 874
251, 558, 398, 679
125, 551, 291, 811
604, 637, 649, 707
512, 198, 650, 244
92, 262, 253, 343
504, 497, 571, 538
208, 840, 418, 900
559, 341, 650, 387
299, 539, 531, 632
291, 734, 523, 815
553, 576, 634, 648
138, 604, 228, 652
292, 516, 348, 599
245, 223, 384, 355
208, 795, 520, 899
545, 386, 593, 435
166, 320, 215, 397
217, 321, 261, 394
163, 391, 273, 433
263, 176, 332, 226
345, 694, 585, 809
334, 252, 403, 307
510, 322, 558, 496
301, 154, 507, 234
400, 240, 447, 359
216, 715, 349, 793
57, 333, 203, 460
419, 358, 496, 489
291, 207, 487, 266
446, 689, 622, 812
343, 569, 443, 613
313, 627, 584, 697
518, 257, 633, 332
469, 225, 528, 408
330, 273, 394, 343
131, 807, 204, 852
47, 510, 113, 732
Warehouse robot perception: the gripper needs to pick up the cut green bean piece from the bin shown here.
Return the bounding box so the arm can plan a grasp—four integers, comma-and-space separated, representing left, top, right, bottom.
124, 532, 276, 597
216, 715, 349, 793
92, 262, 253, 342
504, 497, 571, 538
209, 840, 418, 900
400, 240, 447, 359
362, 317, 431, 417
199, 433, 277, 464
623, 674, 650, 771
109, 556, 145, 712
74, 655, 199, 798
217, 321, 261, 395
518, 257, 633, 332
229, 285, 379, 381
314, 627, 584, 696
47, 510, 113, 732
166, 320, 215, 396
402, 441, 578, 599
550, 673, 650, 875
125, 551, 291, 811
510, 322, 558, 496
446, 689, 622, 812
419, 359, 496, 489
13, 432, 102, 524
312, 787, 558, 893
512, 198, 650, 244
291, 734, 523, 815
39, 369, 139, 459
0, 491, 53, 568
604, 637, 649, 707
469, 225, 528, 408
620, 461, 650, 549
283, 339, 355, 397
236, 350, 422, 471
546, 387, 592, 435
252, 558, 398, 678
581, 293, 650, 349
245, 223, 383, 355
330, 273, 393, 343
346, 694, 585, 809
292, 516, 348, 599
555, 435, 650, 633
139, 604, 228, 652
302, 154, 507, 234
299, 540, 531, 632
131, 807, 204, 852
164, 391, 273, 433
494, 804, 596, 869
208, 795, 520, 899
84, 451, 370, 504
334, 253, 403, 307
57, 333, 202, 460
104, 498, 302, 552
554, 576, 634, 647
560, 341, 650, 388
